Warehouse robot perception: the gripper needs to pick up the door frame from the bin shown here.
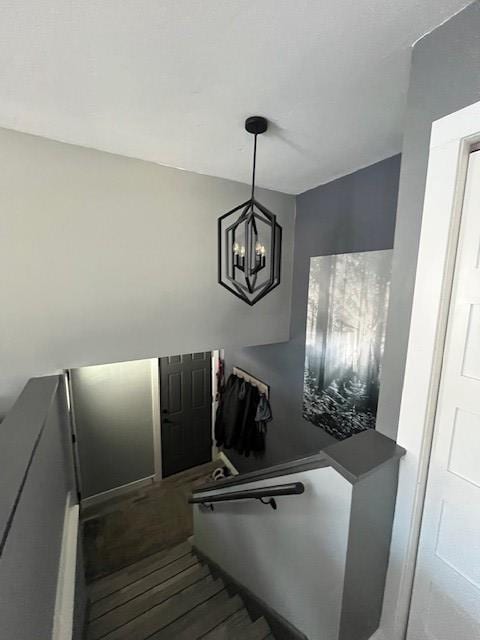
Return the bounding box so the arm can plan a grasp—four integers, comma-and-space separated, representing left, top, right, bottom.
150, 359, 163, 481
211, 349, 221, 461
381, 99, 480, 640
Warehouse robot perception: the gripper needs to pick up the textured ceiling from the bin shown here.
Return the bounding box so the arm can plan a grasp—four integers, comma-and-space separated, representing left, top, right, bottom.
0, 0, 471, 194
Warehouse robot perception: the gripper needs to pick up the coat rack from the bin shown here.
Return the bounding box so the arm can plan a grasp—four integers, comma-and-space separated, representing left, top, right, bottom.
232, 367, 269, 398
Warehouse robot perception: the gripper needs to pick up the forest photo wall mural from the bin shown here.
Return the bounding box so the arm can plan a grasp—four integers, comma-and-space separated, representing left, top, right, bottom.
303, 249, 392, 440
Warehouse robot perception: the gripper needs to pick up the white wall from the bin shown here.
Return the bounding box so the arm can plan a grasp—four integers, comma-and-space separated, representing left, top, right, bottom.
193, 468, 352, 640
0, 127, 295, 417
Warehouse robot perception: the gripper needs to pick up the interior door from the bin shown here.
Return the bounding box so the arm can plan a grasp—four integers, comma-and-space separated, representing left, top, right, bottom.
407, 151, 480, 639
160, 352, 212, 478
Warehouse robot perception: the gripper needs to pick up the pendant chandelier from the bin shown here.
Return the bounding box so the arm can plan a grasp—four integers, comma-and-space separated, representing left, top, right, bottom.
218, 116, 282, 306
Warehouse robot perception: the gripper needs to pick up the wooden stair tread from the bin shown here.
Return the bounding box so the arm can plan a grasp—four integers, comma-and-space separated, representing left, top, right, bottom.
149, 592, 243, 640
99, 576, 224, 640
88, 553, 199, 621
201, 609, 252, 639
87, 563, 209, 639
86, 538, 276, 640
88, 540, 191, 602
229, 616, 271, 640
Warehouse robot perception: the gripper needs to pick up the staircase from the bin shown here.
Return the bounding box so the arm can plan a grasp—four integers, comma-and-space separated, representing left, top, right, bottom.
86, 539, 275, 640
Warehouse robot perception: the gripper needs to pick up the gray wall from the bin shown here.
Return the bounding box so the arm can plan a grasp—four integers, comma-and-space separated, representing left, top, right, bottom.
224, 155, 400, 472
0, 376, 85, 639
376, 0, 480, 439
0, 127, 295, 418
70, 359, 155, 498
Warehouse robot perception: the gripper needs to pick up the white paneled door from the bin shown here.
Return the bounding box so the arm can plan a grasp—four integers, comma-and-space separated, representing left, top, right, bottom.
407, 151, 480, 639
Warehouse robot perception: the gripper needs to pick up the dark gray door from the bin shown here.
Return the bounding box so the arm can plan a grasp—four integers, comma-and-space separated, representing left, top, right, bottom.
160, 352, 212, 477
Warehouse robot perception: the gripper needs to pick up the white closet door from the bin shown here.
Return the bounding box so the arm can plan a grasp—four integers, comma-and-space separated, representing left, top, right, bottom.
407, 151, 480, 640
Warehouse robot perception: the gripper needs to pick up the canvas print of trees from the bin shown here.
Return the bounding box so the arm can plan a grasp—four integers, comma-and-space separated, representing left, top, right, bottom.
303, 250, 392, 440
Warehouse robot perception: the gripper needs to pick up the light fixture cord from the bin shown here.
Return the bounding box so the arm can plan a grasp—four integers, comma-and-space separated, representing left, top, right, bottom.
251, 133, 258, 200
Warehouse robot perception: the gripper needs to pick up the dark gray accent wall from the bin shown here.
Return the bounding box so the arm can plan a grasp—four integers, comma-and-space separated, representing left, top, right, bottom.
224, 155, 400, 472
0, 376, 85, 639
376, 0, 480, 439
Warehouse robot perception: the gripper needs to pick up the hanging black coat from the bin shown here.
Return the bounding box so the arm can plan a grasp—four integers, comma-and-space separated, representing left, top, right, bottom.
250, 393, 272, 456
215, 374, 270, 457
235, 380, 260, 457
214, 374, 244, 449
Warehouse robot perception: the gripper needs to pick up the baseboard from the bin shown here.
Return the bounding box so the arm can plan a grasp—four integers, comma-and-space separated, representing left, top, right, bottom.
216, 451, 239, 476
52, 492, 79, 640
80, 476, 154, 509
193, 546, 308, 640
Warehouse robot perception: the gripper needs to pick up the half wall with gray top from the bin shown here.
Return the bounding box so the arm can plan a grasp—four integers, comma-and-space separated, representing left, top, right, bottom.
192, 429, 405, 640
0, 376, 85, 640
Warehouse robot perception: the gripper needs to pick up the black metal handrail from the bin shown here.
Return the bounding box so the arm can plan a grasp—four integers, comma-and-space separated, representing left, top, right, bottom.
188, 481, 304, 511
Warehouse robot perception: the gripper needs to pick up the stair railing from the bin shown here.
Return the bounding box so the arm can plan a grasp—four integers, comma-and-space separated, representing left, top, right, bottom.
188, 481, 304, 511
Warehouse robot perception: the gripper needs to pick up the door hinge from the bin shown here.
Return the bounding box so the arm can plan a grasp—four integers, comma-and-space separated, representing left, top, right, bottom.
71, 433, 77, 444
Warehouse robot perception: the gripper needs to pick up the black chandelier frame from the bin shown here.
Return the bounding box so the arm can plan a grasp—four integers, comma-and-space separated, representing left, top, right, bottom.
217, 116, 282, 306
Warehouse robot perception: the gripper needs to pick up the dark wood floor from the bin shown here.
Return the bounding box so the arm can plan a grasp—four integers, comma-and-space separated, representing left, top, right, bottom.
82, 461, 221, 582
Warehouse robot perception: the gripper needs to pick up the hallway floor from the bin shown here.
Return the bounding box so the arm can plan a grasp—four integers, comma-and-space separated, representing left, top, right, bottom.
82, 461, 221, 582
